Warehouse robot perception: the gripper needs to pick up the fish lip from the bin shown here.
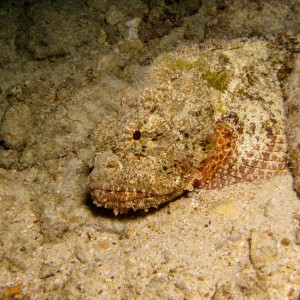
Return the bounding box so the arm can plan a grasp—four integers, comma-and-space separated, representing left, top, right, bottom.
90, 188, 185, 213
91, 189, 156, 203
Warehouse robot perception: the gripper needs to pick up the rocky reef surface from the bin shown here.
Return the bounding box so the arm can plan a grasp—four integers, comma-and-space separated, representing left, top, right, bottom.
0, 0, 300, 299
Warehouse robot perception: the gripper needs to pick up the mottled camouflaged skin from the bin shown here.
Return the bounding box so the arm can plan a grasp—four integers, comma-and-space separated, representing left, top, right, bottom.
90, 40, 288, 214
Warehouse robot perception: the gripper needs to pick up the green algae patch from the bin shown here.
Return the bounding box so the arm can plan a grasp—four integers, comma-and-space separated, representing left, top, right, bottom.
194, 56, 230, 92
161, 54, 194, 72
203, 140, 214, 152
158, 53, 230, 92
201, 69, 230, 92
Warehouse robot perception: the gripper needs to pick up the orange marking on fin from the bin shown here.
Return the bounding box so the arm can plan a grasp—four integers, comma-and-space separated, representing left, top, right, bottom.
192, 121, 287, 190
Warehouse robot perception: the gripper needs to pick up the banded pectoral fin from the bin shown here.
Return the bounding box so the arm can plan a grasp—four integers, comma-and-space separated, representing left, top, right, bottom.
192, 121, 288, 190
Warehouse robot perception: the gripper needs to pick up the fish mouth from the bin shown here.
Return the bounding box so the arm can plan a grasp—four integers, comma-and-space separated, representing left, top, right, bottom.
91, 188, 185, 214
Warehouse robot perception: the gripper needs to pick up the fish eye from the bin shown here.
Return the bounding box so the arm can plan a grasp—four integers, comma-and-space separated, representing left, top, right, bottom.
132, 130, 142, 140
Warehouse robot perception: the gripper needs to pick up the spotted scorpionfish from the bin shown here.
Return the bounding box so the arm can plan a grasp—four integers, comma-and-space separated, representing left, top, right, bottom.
90, 39, 287, 214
